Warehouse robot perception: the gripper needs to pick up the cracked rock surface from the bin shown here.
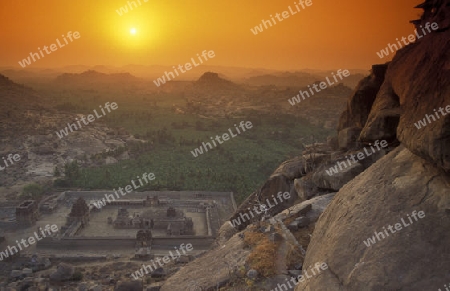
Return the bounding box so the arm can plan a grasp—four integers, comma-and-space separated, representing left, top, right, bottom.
295, 146, 450, 291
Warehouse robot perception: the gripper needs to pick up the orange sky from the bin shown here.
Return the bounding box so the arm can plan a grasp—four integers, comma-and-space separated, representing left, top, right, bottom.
0, 0, 422, 70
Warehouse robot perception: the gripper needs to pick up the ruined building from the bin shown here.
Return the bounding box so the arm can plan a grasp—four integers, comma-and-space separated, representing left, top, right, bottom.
63, 197, 90, 236
135, 229, 153, 259
15, 200, 39, 225
113, 206, 194, 235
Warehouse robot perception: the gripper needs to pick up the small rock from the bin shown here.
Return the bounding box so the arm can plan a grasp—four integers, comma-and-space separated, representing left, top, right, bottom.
115, 281, 143, 291
77, 282, 88, 291
176, 255, 190, 264
288, 270, 302, 277
151, 267, 166, 278
50, 262, 74, 282
10, 270, 22, 278
294, 216, 311, 228
288, 222, 298, 231
22, 268, 33, 276
294, 203, 312, 216
247, 269, 258, 279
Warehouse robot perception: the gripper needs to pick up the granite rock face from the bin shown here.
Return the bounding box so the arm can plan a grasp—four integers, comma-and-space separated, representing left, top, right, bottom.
360, 7, 450, 171
295, 147, 450, 291
337, 64, 388, 133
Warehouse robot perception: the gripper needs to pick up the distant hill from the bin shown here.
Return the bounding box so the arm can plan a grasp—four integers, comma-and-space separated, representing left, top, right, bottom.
0, 74, 47, 138
243, 70, 367, 90
1, 66, 369, 89
0, 74, 41, 108
244, 72, 318, 88
0, 68, 61, 83
54, 70, 142, 87
193, 72, 240, 90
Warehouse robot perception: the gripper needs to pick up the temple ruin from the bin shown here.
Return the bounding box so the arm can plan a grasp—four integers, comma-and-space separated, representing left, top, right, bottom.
15, 191, 238, 256
15, 200, 39, 225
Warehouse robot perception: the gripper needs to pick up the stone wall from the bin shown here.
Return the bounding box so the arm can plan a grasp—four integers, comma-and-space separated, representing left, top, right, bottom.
36, 236, 215, 251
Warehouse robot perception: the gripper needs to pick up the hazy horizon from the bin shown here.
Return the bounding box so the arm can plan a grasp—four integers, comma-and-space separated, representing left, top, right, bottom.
0, 0, 421, 71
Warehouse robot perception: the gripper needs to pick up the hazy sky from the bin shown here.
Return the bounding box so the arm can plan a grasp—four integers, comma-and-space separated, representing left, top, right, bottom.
0, 0, 421, 70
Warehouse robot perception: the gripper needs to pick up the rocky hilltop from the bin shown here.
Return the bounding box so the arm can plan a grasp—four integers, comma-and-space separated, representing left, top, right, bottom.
0, 75, 134, 198
160, 1, 450, 290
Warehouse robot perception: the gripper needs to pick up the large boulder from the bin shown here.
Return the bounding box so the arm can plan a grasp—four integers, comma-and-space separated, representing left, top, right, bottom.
115, 281, 143, 291
338, 127, 361, 150
296, 147, 450, 291
361, 17, 450, 171
337, 64, 388, 132
160, 232, 251, 291
312, 162, 365, 192
277, 193, 336, 226
358, 81, 401, 143
229, 174, 295, 231
271, 153, 331, 180
294, 176, 321, 201
230, 149, 334, 231
271, 156, 308, 179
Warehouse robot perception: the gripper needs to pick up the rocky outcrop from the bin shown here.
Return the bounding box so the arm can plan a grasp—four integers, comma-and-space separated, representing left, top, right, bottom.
0, 75, 134, 190
296, 146, 450, 291
312, 162, 365, 192
230, 175, 295, 231
160, 232, 251, 291
360, 5, 450, 171
337, 64, 388, 134
391, 28, 449, 171
165, 2, 449, 290
230, 137, 392, 230
295, 3, 450, 289
161, 193, 335, 291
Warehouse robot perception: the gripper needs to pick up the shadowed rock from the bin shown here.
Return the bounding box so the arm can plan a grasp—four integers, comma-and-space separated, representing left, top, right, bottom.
295, 147, 450, 290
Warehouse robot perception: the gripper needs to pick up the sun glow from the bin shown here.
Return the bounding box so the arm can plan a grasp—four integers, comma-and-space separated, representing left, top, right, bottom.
130, 28, 137, 35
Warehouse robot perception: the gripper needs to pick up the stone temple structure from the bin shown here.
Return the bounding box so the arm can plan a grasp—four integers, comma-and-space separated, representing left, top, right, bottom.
135, 229, 153, 259
15, 200, 39, 225
113, 206, 194, 235
33, 191, 236, 254
63, 197, 90, 237
67, 197, 90, 226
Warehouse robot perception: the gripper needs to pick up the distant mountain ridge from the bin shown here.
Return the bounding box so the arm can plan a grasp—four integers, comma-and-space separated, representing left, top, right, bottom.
54, 70, 142, 86
0, 65, 368, 90
193, 72, 240, 90
244, 71, 366, 89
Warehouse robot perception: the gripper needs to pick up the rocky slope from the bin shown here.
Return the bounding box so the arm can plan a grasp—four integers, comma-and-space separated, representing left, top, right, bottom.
296, 1, 450, 289
0, 75, 133, 199
296, 146, 450, 290
159, 1, 450, 290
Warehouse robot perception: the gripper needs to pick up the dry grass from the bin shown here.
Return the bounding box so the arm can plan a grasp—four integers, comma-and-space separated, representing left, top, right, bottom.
244, 230, 279, 277
292, 224, 315, 246
285, 243, 305, 269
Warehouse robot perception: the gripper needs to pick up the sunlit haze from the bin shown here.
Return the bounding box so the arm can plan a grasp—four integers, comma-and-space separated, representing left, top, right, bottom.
0, 0, 420, 70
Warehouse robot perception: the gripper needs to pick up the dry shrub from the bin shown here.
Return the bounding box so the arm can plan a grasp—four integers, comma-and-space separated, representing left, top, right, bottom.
244, 231, 279, 277
286, 243, 305, 269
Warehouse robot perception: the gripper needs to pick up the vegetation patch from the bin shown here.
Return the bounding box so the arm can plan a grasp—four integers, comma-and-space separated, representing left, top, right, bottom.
244, 229, 280, 277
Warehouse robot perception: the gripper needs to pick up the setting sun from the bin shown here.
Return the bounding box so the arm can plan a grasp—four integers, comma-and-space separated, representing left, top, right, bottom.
130, 28, 137, 35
